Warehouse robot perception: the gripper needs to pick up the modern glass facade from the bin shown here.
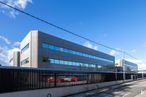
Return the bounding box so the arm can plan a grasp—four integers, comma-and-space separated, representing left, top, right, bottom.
42, 42, 114, 70
42, 58, 114, 69
20, 31, 115, 71
124, 60, 138, 72
42, 43, 113, 63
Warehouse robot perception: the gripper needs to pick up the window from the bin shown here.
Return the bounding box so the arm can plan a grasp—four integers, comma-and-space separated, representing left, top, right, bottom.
84, 64, 88, 67
60, 60, 64, 64
42, 43, 49, 48
97, 65, 101, 69
42, 57, 48, 62
50, 59, 54, 63
45, 58, 97, 68
42, 43, 114, 63
21, 58, 29, 65
21, 43, 29, 53
54, 46, 60, 51
9, 58, 13, 63
64, 61, 68, 65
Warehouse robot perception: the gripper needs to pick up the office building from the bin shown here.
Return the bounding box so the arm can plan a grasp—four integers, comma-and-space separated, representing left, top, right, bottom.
20, 30, 115, 72
116, 59, 138, 72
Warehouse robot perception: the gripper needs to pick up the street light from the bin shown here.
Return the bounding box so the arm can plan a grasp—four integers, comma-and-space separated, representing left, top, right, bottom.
123, 60, 126, 81
123, 51, 126, 81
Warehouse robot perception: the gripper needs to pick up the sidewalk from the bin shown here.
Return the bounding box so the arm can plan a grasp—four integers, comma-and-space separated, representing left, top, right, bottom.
65, 79, 146, 97
135, 90, 146, 97
66, 81, 131, 97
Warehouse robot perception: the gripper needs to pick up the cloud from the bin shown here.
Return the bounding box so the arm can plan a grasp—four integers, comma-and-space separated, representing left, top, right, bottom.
0, 35, 11, 44
110, 50, 119, 56
0, 35, 20, 66
83, 41, 98, 50
131, 49, 136, 53
8, 47, 20, 60
13, 41, 20, 47
0, 35, 20, 47
0, 46, 9, 65
0, 46, 20, 66
0, 0, 32, 17
115, 59, 120, 63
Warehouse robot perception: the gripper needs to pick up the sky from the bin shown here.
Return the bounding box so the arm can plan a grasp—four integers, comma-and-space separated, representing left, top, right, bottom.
0, 0, 146, 70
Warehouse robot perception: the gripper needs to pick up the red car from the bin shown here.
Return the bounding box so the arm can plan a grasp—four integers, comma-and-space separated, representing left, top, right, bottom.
47, 77, 64, 83
48, 76, 78, 82
60, 76, 78, 82
71, 76, 78, 82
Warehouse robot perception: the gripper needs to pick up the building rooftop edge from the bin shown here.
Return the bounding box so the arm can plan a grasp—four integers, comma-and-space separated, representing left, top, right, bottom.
32, 30, 115, 58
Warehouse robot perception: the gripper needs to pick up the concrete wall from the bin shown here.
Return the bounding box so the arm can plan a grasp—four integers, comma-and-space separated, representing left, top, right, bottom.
13, 52, 20, 67
31, 31, 38, 68
20, 30, 38, 68
0, 80, 124, 97
20, 30, 115, 72
9, 51, 20, 67
20, 31, 31, 67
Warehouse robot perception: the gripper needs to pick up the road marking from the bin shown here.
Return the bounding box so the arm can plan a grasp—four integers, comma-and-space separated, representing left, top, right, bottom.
122, 92, 131, 97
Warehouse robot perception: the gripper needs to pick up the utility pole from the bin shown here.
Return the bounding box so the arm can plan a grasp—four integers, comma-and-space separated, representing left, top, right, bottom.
123, 51, 126, 81
141, 61, 144, 79
142, 70, 144, 79
115, 65, 117, 81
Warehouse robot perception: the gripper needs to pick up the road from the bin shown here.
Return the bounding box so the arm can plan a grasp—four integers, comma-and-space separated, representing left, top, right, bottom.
67, 79, 146, 97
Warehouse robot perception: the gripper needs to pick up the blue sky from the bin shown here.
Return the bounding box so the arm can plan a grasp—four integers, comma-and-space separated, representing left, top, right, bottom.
0, 0, 146, 69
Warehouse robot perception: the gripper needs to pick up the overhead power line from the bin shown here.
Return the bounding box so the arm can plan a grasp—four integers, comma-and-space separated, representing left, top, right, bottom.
0, 1, 138, 59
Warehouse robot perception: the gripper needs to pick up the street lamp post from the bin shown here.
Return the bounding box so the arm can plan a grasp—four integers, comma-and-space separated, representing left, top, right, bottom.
123, 61, 125, 81
115, 67, 117, 81
142, 70, 144, 79
123, 51, 126, 81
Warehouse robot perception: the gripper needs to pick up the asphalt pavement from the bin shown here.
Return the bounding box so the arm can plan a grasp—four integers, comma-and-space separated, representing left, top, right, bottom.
67, 79, 146, 97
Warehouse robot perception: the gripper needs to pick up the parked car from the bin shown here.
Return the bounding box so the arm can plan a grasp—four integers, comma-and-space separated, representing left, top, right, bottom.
61, 76, 78, 82
47, 77, 64, 83
48, 76, 78, 83
71, 76, 78, 82
63, 76, 72, 82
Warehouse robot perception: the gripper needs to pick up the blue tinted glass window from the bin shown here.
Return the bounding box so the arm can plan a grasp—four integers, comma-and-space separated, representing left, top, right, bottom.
63, 49, 68, 53
59, 60, 61, 64
60, 48, 64, 52
65, 61, 67, 64
56, 46, 61, 51
49, 59, 54, 63
84, 64, 88, 67
48, 58, 114, 70
42, 43, 48, 48
54, 59, 57, 64
42, 42, 114, 63
49, 45, 54, 49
